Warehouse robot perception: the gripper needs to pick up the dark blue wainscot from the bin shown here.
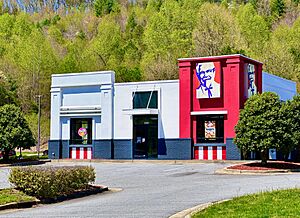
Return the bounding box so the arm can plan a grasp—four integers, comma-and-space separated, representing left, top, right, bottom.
225, 138, 241, 160
113, 139, 133, 159
158, 138, 192, 160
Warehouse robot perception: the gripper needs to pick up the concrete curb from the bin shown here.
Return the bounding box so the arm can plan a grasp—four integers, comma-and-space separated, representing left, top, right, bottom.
0, 160, 51, 168
169, 199, 230, 218
216, 168, 290, 175
0, 185, 109, 210
10, 160, 51, 167
215, 162, 300, 175
0, 199, 40, 210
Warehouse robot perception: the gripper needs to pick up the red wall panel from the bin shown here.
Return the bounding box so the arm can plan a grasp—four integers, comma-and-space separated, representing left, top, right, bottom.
178, 55, 263, 153
179, 62, 192, 138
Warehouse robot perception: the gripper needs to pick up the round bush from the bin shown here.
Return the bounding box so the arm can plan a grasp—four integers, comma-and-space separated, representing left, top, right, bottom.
9, 166, 95, 199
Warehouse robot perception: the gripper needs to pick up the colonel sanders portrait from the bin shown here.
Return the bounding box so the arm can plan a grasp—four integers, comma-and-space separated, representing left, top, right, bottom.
196, 62, 220, 99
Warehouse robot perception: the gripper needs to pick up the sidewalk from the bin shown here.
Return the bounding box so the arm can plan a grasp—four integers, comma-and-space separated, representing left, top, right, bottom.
50, 158, 249, 164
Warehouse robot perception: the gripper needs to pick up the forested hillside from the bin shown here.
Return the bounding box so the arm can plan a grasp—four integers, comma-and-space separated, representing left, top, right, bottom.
0, 0, 300, 142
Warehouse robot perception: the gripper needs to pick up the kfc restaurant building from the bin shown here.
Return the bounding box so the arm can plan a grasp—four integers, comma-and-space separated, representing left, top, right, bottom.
49, 55, 296, 160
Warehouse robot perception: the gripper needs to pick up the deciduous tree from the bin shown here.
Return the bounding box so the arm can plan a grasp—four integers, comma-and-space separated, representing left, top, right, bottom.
193, 3, 242, 57
236, 3, 270, 57
0, 104, 35, 160
142, 0, 194, 80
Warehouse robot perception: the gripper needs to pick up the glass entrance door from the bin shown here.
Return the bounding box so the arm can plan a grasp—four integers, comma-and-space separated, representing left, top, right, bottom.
133, 115, 158, 159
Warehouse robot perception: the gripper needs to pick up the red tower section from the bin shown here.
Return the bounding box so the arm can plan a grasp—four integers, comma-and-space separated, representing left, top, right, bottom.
178, 55, 263, 160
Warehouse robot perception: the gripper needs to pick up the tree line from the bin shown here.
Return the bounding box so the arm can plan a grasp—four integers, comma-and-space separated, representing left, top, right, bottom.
0, 0, 300, 142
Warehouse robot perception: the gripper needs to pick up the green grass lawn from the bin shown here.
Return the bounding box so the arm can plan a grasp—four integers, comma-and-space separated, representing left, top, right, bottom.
16, 151, 38, 156
0, 152, 48, 164
16, 151, 48, 159
193, 189, 300, 218
16, 151, 48, 157
0, 189, 36, 205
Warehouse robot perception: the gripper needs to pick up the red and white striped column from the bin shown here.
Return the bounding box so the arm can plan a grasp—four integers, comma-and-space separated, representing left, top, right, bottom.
194, 146, 226, 160
70, 147, 92, 160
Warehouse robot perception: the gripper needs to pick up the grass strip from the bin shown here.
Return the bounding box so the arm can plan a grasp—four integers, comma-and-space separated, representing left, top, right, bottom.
0, 189, 36, 205
193, 188, 300, 218
0, 154, 48, 164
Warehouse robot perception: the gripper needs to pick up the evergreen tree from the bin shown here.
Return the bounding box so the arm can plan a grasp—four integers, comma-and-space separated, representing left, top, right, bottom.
94, 0, 119, 17
279, 95, 300, 161
271, 0, 286, 18
234, 92, 283, 165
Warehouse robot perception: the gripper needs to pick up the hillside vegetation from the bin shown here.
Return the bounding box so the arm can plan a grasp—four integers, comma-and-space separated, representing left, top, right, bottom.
0, 0, 299, 142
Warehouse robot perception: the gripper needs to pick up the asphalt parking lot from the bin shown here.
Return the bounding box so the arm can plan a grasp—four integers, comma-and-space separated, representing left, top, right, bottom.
1, 161, 300, 218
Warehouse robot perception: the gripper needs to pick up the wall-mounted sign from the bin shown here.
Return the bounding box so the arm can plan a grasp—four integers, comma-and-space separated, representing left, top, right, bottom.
78, 127, 87, 137
246, 63, 257, 97
196, 62, 221, 99
205, 121, 216, 139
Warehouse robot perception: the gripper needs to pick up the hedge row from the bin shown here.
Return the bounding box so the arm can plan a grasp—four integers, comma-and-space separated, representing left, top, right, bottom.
9, 166, 95, 199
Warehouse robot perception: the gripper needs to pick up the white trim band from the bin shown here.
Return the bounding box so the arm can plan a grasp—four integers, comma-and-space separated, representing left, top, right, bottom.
60, 113, 101, 117
191, 110, 228, 115
60, 105, 102, 116
60, 105, 101, 111
122, 109, 159, 115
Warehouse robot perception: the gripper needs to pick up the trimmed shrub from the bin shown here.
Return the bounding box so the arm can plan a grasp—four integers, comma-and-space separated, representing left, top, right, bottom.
9, 166, 95, 199
234, 92, 282, 164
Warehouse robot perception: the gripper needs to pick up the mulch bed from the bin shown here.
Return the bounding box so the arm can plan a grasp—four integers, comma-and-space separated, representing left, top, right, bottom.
40, 184, 108, 204
227, 161, 300, 171
0, 159, 50, 167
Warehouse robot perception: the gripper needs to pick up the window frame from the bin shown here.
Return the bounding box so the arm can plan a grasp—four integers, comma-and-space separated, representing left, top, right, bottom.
70, 118, 93, 145
196, 115, 224, 144
133, 91, 158, 109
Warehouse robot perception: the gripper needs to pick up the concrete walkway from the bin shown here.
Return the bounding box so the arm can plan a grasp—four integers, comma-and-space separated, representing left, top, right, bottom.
1, 161, 300, 218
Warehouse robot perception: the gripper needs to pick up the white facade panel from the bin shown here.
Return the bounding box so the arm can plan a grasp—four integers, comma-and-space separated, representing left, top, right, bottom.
52, 71, 115, 88
159, 82, 179, 139
61, 118, 70, 140
50, 88, 61, 140
100, 86, 114, 139
51, 71, 179, 143
94, 116, 102, 140
113, 85, 134, 139
62, 86, 101, 107
50, 72, 114, 141
113, 80, 179, 140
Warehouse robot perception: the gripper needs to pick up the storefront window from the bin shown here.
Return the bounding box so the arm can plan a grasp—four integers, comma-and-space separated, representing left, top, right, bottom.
197, 115, 224, 143
133, 91, 158, 109
70, 118, 92, 145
